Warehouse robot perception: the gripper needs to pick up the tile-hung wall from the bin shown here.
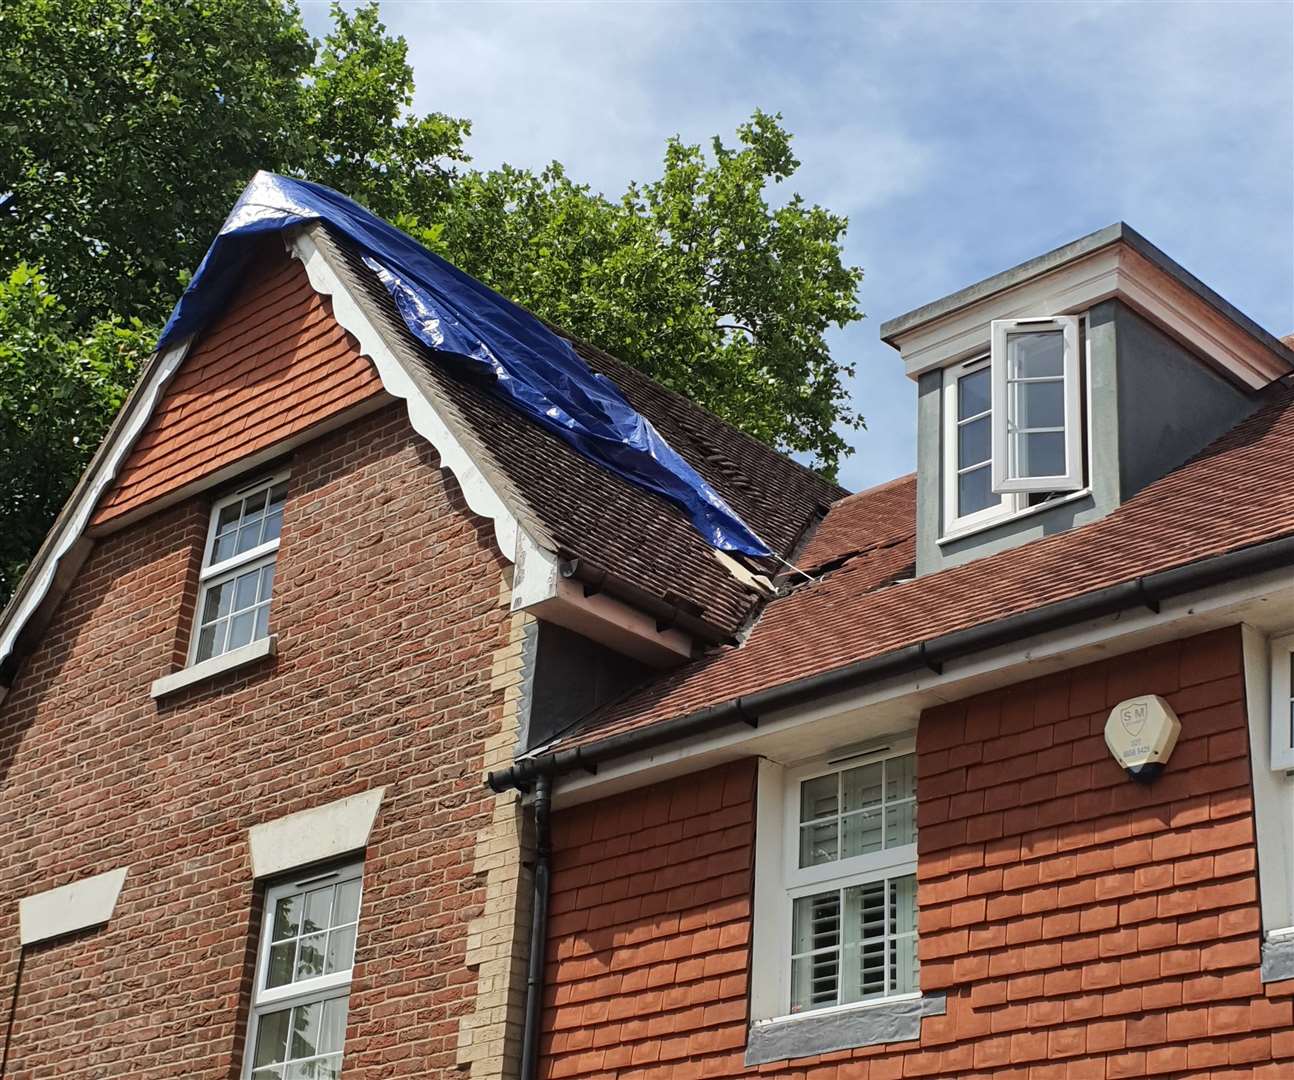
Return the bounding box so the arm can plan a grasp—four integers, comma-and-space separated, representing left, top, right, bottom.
539, 627, 1294, 1079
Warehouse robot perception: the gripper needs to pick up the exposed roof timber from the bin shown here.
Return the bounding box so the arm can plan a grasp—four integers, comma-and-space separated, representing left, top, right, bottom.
880, 222, 1294, 387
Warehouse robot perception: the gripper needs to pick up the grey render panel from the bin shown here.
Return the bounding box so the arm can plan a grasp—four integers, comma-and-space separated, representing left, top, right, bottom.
522, 622, 650, 751
1113, 303, 1257, 501
745, 994, 947, 1066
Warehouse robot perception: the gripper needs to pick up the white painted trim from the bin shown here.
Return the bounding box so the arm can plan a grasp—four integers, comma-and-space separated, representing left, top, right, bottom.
0, 339, 192, 672
151, 634, 277, 699
248, 788, 385, 879
286, 231, 536, 568
1243, 625, 1294, 934
1269, 631, 1294, 771
18, 867, 128, 945
750, 758, 787, 1022
890, 242, 1287, 389
990, 317, 1083, 494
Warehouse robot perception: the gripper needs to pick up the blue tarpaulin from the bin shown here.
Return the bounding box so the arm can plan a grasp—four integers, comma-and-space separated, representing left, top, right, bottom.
160, 172, 771, 558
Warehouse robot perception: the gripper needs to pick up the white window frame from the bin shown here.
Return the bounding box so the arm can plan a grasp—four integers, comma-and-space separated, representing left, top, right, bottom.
1270, 631, 1294, 772
241, 859, 362, 1080
942, 356, 1023, 534
990, 316, 1083, 494
189, 472, 289, 668
751, 737, 919, 1025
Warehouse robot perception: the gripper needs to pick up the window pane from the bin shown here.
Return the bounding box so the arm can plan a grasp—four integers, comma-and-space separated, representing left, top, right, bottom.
799, 774, 837, 823
195, 623, 221, 663
958, 464, 995, 517
202, 580, 232, 622
1008, 330, 1063, 378
885, 755, 915, 801
259, 563, 276, 603
842, 880, 888, 1002
273, 895, 300, 941
228, 610, 256, 651
255, 605, 271, 641
296, 933, 327, 981
1015, 379, 1064, 430
288, 1057, 342, 1080
841, 763, 882, 813
254, 1007, 292, 1067
237, 522, 263, 556
885, 801, 916, 848
303, 888, 333, 934
244, 488, 269, 519
842, 808, 883, 858
1015, 430, 1065, 478
319, 997, 348, 1054
234, 569, 261, 611
792, 892, 840, 955
957, 415, 990, 468
325, 926, 356, 975
799, 820, 838, 867
957, 367, 990, 419
791, 891, 841, 1013
890, 875, 919, 995
334, 880, 361, 927
290, 1001, 323, 1059
267, 941, 296, 988
213, 531, 239, 564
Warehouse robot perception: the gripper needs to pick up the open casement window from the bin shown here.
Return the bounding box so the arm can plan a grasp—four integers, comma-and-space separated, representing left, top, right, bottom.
243, 861, 362, 1080
1270, 632, 1294, 771
191, 474, 288, 665
783, 740, 918, 1015
990, 317, 1083, 494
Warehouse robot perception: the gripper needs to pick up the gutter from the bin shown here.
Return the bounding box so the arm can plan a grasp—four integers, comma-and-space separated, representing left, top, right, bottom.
488, 530, 1294, 793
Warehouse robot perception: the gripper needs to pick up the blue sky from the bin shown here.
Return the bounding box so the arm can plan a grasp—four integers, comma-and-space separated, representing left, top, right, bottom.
306, 0, 1293, 493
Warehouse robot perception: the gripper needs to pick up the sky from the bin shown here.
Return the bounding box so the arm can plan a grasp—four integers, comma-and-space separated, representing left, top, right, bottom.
306, 0, 1294, 494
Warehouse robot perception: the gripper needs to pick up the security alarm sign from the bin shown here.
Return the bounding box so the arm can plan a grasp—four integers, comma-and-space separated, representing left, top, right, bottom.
1104, 694, 1181, 783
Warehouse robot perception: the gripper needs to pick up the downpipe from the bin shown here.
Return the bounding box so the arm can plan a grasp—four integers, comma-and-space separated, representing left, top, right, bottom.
519, 772, 552, 1080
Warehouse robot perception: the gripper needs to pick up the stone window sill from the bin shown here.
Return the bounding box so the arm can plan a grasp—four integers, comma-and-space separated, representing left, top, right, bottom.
744, 993, 947, 1066
1262, 929, 1294, 982
150, 635, 277, 699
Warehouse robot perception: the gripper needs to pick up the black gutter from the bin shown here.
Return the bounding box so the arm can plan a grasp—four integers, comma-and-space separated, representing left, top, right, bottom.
489, 531, 1294, 794
518, 772, 552, 1080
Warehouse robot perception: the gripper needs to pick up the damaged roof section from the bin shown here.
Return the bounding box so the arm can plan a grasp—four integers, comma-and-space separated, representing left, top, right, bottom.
544, 378, 1294, 754
313, 227, 844, 642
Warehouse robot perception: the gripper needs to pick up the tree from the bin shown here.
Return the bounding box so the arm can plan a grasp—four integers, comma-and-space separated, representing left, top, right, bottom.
436, 111, 863, 473
0, 265, 151, 598
0, 0, 468, 326
0, 1, 863, 608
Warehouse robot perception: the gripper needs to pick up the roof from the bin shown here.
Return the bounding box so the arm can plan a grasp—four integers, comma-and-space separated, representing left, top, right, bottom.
552, 379, 1294, 752
795, 472, 915, 574
312, 227, 844, 640
880, 223, 1294, 369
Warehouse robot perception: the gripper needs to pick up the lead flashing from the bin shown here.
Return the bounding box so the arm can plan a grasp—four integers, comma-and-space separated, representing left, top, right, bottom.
745, 993, 946, 1066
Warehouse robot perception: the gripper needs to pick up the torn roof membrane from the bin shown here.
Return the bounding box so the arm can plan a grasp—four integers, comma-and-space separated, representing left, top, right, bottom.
159, 171, 772, 558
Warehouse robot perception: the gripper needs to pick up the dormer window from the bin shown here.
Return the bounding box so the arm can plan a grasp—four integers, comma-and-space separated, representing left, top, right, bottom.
942, 317, 1085, 537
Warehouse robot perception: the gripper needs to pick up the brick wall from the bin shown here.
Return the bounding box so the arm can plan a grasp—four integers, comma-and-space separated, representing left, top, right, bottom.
93, 245, 385, 525
541, 626, 1294, 1079
0, 402, 517, 1077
